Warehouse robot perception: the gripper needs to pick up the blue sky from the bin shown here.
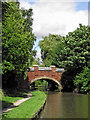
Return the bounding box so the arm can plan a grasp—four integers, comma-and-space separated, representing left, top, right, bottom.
33, 38, 42, 51
75, 2, 88, 11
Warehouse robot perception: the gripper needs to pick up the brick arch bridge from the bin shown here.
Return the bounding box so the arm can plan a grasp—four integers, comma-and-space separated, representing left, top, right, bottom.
27, 65, 64, 89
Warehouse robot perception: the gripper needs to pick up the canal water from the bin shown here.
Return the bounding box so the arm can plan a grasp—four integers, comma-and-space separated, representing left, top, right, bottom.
39, 92, 88, 119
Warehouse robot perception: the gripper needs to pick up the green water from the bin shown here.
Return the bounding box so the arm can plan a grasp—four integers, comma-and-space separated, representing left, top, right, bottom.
40, 92, 88, 118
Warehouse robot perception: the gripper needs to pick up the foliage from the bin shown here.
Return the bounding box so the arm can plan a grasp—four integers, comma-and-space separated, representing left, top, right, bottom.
57, 24, 89, 92
35, 80, 47, 86
2, 2, 36, 88
39, 24, 90, 93
31, 58, 41, 66
34, 80, 48, 91
39, 34, 64, 66
74, 67, 90, 94
53, 24, 89, 69
2, 91, 46, 118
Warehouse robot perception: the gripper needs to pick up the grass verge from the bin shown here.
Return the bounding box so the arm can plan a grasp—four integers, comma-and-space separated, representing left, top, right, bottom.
2, 90, 46, 119
2, 96, 24, 104
2, 91, 28, 110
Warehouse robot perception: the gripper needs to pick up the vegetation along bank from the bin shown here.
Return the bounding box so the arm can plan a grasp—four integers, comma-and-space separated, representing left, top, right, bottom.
2, 91, 46, 119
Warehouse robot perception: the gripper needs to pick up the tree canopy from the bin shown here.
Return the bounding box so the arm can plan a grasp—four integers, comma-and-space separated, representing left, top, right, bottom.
39, 24, 90, 93
39, 34, 64, 67
2, 2, 36, 89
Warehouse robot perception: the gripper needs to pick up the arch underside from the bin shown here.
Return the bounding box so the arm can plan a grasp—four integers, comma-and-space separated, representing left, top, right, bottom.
30, 76, 60, 86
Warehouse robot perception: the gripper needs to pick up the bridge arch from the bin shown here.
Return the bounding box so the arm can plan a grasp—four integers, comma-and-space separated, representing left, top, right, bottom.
30, 76, 61, 86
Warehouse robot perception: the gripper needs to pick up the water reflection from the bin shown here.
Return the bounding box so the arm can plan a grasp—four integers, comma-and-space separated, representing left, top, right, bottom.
40, 92, 88, 118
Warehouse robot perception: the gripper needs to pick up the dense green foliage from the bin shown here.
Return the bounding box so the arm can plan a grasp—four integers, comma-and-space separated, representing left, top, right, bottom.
39, 34, 64, 66
2, 91, 46, 118
35, 80, 48, 86
2, 2, 36, 89
39, 24, 90, 93
74, 67, 90, 93
54, 24, 89, 69
34, 80, 48, 91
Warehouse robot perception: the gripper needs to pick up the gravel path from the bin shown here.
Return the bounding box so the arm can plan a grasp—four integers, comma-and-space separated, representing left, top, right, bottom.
2, 93, 32, 113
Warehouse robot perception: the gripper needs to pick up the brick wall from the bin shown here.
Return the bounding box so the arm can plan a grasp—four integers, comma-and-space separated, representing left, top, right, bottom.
27, 65, 64, 84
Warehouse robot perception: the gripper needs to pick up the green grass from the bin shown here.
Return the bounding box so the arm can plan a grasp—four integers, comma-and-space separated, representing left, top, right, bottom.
2, 96, 24, 103
2, 90, 28, 104
2, 91, 46, 119
2, 91, 28, 110
2, 95, 25, 110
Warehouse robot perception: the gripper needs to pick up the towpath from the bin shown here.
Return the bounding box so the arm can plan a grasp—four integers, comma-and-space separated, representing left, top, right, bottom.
2, 93, 32, 113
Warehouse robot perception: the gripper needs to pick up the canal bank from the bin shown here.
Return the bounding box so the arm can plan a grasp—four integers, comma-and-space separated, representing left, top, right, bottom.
32, 97, 46, 119
2, 91, 46, 119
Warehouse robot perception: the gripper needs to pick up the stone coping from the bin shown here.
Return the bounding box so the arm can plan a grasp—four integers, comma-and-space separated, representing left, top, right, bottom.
29, 67, 65, 72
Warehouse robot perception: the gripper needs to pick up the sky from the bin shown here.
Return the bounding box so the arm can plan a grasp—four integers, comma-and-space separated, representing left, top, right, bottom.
19, 0, 88, 59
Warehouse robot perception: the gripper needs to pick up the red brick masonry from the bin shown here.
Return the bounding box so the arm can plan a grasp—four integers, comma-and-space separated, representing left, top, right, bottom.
27, 65, 64, 85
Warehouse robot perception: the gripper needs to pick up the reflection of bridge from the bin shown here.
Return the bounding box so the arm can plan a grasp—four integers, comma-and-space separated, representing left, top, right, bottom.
27, 65, 64, 90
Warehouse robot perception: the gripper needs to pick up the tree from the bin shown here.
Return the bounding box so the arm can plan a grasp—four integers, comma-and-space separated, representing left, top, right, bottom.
55, 24, 89, 92
74, 67, 90, 94
2, 2, 36, 89
39, 34, 64, 66
39, 24, 90, 93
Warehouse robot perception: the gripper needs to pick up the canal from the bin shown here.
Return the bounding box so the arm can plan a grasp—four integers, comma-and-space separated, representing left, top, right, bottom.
39, 92, 88, 119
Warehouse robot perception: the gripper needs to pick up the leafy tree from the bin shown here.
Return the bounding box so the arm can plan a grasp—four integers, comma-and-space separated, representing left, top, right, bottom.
53, 24, 89, 69
74, 67, 90, 94
21, 9, 33, 32
60, 25, 90, 92
31, 58, 40, 66
2, 2, 36, 89
49, 24, 89, 92
39, 24, 90, 93
39, 34, 64, 66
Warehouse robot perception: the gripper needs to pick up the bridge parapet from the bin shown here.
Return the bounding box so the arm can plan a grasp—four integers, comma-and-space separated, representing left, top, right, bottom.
29, 65, 64, 72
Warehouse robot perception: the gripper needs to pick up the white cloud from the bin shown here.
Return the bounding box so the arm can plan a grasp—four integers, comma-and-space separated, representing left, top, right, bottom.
20, 1, 32, 9
19, 0, 39, 2
33, 0, 88, 38
36, 49, 41, 58
20, 0, 88, 60
20, 0, 88, 38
